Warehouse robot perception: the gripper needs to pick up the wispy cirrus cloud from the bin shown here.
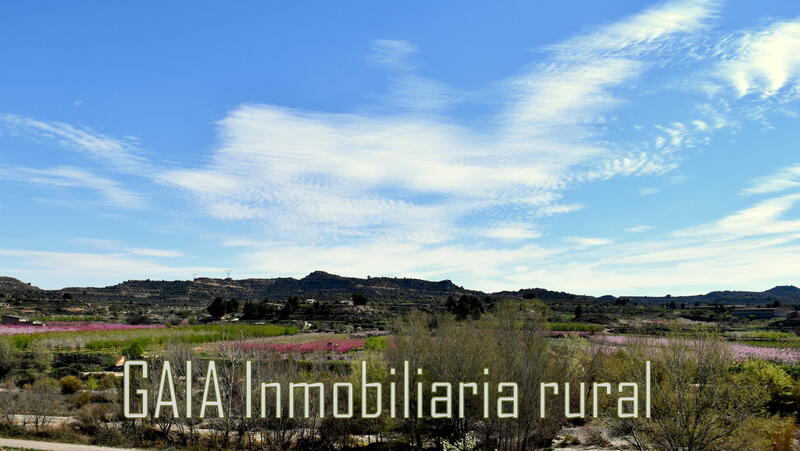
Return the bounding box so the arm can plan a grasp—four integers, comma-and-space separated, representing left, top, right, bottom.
0, 115, 150, 210
626, 224, 655, 232
161, 0, 720, 247
548, 0, 720, 56
565, 236, 614, 248
743, 164, 800, 194
9, 0, 800, 297
0, 165, 145, 209
676, 192, 800, 240
0, 114, 149, 174
70, 238, 184, 257
482, 223, 542, 240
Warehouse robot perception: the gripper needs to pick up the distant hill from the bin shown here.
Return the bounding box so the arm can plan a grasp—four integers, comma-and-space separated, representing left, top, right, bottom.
0, 271, 476, 306
0, 276, 40, 292
0, 272, 797, 307
763, 285, 800, 298
627, 285, 800, 306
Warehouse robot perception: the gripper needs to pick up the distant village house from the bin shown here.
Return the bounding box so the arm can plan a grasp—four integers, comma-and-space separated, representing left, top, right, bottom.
1, 314, 45, 326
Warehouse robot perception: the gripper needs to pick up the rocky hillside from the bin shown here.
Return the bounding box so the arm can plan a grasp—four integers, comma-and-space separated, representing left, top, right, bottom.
0, 276, 39, 292
0, 271, 477, 306
624, 285, 800, 306
0, 271, 798, 307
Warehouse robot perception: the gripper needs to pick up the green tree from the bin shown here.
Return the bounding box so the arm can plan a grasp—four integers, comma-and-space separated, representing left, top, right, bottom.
279, 296, 301, 318
242, 301, 258, 319
0, 339, 15, 380
225, 298, 240, 314
207, 296, 226, 318
352, 293, 368, 306
123, 340, 146, 360
739, 360, 799, 415
450, 294, 484, 320
445, 295, 457, 312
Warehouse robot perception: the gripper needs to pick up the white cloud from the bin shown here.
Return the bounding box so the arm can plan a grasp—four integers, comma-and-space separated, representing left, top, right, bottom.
238, 240, 559, 292
482, 223, 541, 240
565, 236, 613, 247
0, 165, 145, 209
221, 238, 261, 247
370, 39, 418, 71
626, 224, 654, 232
538, 203, 584, 216
550, 0, 719, 56
676, 193, 800, 239
368, 39, 458, 111
126, 248, 185, 257
500, 236, 800, 295
0, 248, 218, 289
0, 114, 148, 174
744, 164, 800, 194
580, 152, 677, 181
639, 187, 661, 195
70, 238, 184, 257
161, 0, 720, 247
718, 19, 800, 97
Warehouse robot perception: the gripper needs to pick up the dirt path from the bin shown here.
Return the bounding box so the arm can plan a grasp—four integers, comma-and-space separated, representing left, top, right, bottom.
0, 437, 142, 451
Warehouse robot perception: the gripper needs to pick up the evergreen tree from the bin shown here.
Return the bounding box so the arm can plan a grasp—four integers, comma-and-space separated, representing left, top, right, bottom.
207, 296, 226, 319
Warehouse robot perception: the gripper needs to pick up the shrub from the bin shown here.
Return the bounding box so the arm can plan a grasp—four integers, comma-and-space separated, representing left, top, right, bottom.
738, 360, 799, 414
59, 375, 84, 394
549, 322, 603, 332
53, 353, 114, 371
123, 340, 147, 359
98, 374, 119, 390
85, 376, 99, 391
33, 376, 60, 393
365, 336, 388, 350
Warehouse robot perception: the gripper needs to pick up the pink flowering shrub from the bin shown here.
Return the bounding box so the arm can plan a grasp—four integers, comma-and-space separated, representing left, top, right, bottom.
729, 343, 800, 364
233, 338, 366, 354
0, 322, 163, 335
587, 334, 800, 364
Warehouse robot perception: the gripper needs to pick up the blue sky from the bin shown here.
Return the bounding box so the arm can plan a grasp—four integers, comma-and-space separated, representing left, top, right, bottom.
1, 0, 800, 295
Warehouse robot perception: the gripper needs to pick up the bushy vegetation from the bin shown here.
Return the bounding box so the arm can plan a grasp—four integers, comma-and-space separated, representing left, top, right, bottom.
548, 322, 603, 332
0, 304, 798, 450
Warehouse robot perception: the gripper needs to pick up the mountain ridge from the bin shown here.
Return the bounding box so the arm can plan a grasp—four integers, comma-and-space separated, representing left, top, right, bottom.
0, 273, 797, 306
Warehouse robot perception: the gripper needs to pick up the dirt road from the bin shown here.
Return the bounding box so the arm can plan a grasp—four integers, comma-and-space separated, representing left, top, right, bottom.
0, 437, 142, 451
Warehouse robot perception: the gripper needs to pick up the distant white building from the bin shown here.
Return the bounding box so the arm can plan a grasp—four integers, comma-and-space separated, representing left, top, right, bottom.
1, 314, 44, 326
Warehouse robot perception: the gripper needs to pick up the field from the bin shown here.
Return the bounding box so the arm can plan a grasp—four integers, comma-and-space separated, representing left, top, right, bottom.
2, 295, 800, 450
0, 323, 297, 353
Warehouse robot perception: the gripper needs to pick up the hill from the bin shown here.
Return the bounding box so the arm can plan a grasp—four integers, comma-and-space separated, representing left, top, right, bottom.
0, 272, 798, 307
625, 285, 800, 306
0, 276, 40, 292
763, 285, 800, 298
0, 271, 475, 306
